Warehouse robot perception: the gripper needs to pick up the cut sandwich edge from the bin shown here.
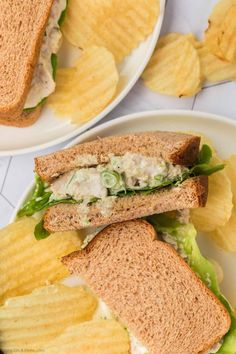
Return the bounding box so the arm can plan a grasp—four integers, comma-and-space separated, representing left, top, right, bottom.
0, 106, 42, 128
43, 176, 208, 233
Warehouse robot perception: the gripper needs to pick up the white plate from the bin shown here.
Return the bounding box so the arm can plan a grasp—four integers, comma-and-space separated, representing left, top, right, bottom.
0, 0, 165, 156
13, 109, 236, 307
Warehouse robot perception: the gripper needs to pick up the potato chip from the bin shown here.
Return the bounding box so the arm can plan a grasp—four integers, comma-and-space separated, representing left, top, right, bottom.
0, 284, 97, 354
208, 258, 224, 283
157, 32, 201, 50
142, 35, 202, 97
204, 0, 236, 58
44, 319, 130, 354
197, 42, 236, 82
225, 155, 236, 203
210, 155, 236, 252
62, 0, 159, 62
196, 133, 216, 153
219, 5, 236, 63
0, 217, 82, 304
156, 32, 182, 49
210, 208, 236, 252
48, 46, 119, 124
191, 155, 233, 232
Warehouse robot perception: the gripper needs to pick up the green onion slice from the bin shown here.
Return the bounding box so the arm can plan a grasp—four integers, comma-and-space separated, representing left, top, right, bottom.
101, 170, 121, 189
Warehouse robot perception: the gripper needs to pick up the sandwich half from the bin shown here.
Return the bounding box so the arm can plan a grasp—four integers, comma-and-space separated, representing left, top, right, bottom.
0, 0, 67, 127
18, 131, 224, 238
63, 219, 231, 354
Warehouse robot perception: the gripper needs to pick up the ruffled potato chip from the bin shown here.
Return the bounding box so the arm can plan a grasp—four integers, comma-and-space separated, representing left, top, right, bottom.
210, 209, 236, 252
0, 285, 97, 353
219, 5, 236, 63
142, 34, 202, 97
44, 320, 130, 354
62, 0, 159, 62
187, 35, 236, 83
204, 0, 236, 59
191, 154, 233, 232
48, 46, 119, 124
210, 155, 236, 252
225, 155, 236, 203
156, 32, 182, 49
197, 44, 236, 82
0, 217, 82, 304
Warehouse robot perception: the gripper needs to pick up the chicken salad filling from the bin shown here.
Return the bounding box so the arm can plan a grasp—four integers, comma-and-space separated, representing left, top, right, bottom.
49, 153, 189, 201
24, 0, 67, 110
18, 144, 224, 239
93, 299, 149, 354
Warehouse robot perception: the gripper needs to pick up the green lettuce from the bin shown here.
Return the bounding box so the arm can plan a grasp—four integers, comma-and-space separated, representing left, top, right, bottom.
17, 175, 77, 239
147, 214, 236, 354
17, 174, 77, 218
58, 0, 68, 26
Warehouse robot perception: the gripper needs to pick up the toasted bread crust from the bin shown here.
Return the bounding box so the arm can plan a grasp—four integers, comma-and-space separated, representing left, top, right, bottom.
44, 176, 208, 232
0, 107, 42, 127
63, 220, 230, 354
35, 131, 201, 182
0, 0, 53, 122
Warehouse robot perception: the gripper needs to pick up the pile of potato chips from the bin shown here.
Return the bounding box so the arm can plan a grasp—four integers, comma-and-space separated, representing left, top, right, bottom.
48, 0, 160, 124
0, 217, 82, 303
190, 136, 236, 252
143, 0, 236, 97
0, 217, 130, 353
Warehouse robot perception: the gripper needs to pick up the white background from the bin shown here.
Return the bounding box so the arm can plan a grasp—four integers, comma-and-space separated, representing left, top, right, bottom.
0, 0, 236, 228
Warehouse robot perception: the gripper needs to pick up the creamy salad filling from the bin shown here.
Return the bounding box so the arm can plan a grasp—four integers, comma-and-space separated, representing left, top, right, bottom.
46, 153, 189, 228
50, 153, 188, 202
205, 342, 223, 354
48, 153, 188, 227
93, 298, 149, 354
24, 0, 67, 109
18, 144, 225, 240
91, 297, 221, 354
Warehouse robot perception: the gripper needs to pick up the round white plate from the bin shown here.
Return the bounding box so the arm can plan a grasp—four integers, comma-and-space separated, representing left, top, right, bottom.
13, 109, 236, 306
0, 0, 165, 156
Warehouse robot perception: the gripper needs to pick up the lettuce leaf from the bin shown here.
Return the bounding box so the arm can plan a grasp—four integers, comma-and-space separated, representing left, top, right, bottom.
147, 214, 236, 354
17, 174, 77, 218
58, 0, 68, 26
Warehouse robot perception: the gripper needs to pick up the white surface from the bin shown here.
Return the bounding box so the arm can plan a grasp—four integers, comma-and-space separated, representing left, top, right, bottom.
11, 110, 236, 307
0, 0, 165, 156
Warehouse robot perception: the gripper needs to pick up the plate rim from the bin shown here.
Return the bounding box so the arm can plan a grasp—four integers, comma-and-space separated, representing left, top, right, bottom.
0, 0, 166, 157
11, 108, 236, 221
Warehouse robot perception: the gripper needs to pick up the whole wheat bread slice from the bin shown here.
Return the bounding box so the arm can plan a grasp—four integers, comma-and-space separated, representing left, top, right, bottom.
44, 176, 208, 232
0, 0, 53, 125
63, 220, 230, 354
0, 107, 42, 127
35, 131, 200, 182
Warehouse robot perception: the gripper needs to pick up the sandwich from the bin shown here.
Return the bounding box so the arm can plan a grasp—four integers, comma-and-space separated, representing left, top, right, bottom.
62, 218, 236, 354
18, 131, 224, 239
0, 0, 67, 127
